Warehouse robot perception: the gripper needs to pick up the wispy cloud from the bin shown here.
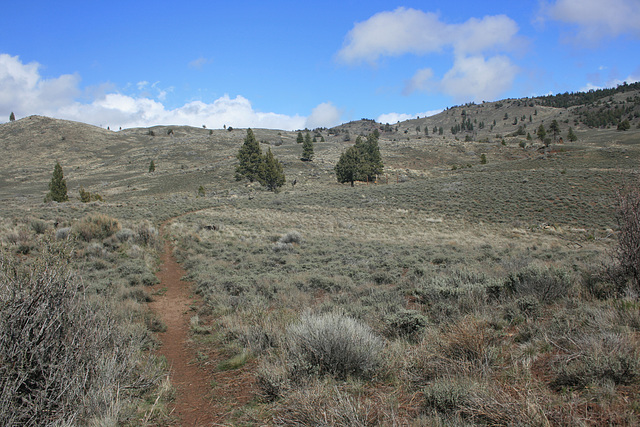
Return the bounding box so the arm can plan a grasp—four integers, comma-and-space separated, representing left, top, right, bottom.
188, 56, 212, 70
0, 54, 342, 130
542, 0, 640, 43
336, 7, 521, 102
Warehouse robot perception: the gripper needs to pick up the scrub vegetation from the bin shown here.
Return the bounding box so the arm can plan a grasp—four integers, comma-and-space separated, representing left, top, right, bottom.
2, 86, 640, 425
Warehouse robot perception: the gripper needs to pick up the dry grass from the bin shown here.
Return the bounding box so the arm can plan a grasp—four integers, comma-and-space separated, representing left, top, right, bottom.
2, 92, 640, 424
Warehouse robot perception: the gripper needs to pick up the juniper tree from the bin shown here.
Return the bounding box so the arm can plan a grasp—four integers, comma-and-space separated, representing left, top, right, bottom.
45, 162, 68, 203
9, 112, 15, 122
335, 146, 361, 187
148, 160, 155, 173
301, 131, 314, 161
296, 131, 304, 144
536, 124, 546, 142
258, 148, 286, 191
235, 128, 263, 182
549, 120, 560, 141
334, 132, 384, 186
567, 127, 578, 142
357, 133, 383, 181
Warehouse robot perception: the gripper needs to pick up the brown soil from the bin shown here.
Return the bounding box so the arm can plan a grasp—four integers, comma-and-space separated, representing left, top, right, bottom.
150, 236, 217, 426
149, 221, 258, 426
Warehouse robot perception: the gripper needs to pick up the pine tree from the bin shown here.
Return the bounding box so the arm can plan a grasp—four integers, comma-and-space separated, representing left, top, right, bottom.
296, 131, 304, 144
567, 127, 578, 141
549, 119, 560, 141
536, 124, 546, 142
45, 162, 68, 203
258, 148, 286, 191
334, 132, 384, 186
357, 133, 383, 181
149, 160, 155, 173
235, 129, 263, 182
335, 146, 361, 187
301, 131, 314, 161
9, 112, 15, 122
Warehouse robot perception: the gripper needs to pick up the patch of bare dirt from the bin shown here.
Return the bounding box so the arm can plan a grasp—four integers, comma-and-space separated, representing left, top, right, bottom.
150, 236, 217, 426
149, 221, 258, 426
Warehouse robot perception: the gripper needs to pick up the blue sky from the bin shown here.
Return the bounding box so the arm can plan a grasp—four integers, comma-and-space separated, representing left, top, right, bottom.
1, 0, 639, 130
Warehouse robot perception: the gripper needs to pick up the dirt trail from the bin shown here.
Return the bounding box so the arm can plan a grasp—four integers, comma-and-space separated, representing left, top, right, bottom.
149, 233, 216, 426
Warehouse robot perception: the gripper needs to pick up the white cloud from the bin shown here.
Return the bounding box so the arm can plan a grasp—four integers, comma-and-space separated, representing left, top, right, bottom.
403, 55, 518, 102
0, 53, 80, 115
336, 8, 447, 64
377, 109, 442, 124
337, 8, 521, 102
440, 55, 519, 102
336, 8, 519, 64
305, 102, 342, 129
544, 0, 640, 41
0, 53, 338, 131
57, 93, 308, 130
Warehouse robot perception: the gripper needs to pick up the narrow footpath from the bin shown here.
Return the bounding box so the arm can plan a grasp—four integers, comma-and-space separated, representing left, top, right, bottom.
149, 233, 216, 426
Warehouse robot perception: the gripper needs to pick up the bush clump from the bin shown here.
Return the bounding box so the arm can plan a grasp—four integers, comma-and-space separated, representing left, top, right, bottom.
73, 214, 121, 242
0, 242, 162, 424
384, 309, 429, 339
286, 311, 384, 380
279, 231, 302, 244
422, 378, 470, 414
505, 264, 572, 303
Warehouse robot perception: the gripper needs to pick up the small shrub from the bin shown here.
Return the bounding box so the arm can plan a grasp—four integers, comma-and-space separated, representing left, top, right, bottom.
116, 228, 135, 242
505, 264, 572, 303
422, 378, 470, 414
551, 332, 639, 390
257, 359, 291, 402
271, 380, 382, 426
79, 187, 103, 203
30, 219, 48, 234
73, 214, 121, 242
278, 231, 303, 244
286, 311, 384, 380
272, 241, 294, 253
134, 222, 158, 246
440, 316, 497, 369
384, 309, 428, 339
55, 227, 72, 240
516, 295, 541, 318
615, 186, 640, 293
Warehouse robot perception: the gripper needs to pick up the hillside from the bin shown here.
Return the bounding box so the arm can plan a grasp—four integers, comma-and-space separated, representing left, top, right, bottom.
2, 86, 640, 425
2, 85, 639, 207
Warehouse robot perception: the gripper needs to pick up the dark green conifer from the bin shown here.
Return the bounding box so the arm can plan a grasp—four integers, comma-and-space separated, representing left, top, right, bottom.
45, 162, 68, 203
301, 132, 314, 161
235, 129, 263, 182
258, 148, 286, 191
